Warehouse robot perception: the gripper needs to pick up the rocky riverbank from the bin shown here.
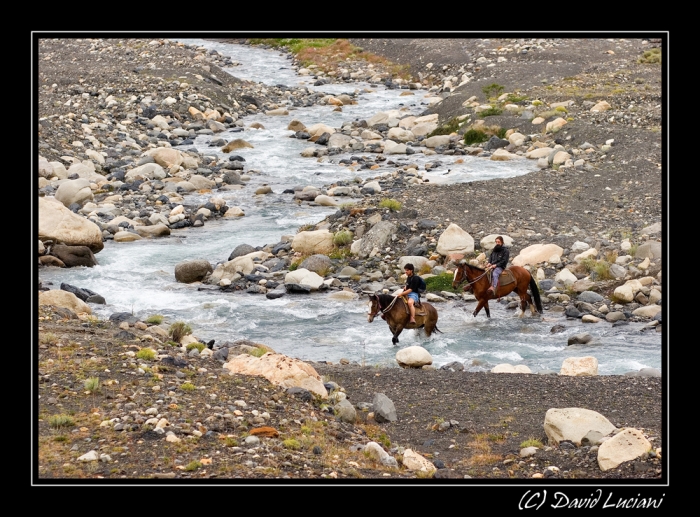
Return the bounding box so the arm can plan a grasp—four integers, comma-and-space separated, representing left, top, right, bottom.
35, 36, 665, 483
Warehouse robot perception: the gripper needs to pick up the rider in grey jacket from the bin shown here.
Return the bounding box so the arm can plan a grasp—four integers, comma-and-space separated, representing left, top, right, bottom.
486, 236, 509, 294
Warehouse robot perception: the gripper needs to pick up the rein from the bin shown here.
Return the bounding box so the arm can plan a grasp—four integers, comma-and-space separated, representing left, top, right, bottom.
369, 295, 399, 317
456, 266, 489, 288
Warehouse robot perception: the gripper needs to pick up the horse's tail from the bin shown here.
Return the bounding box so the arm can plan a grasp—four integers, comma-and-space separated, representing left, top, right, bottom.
529, 275, 543, 313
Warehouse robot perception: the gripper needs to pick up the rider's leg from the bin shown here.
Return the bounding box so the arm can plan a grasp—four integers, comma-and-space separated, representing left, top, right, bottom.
408, 297, 416, 323
489, 267, 502, 293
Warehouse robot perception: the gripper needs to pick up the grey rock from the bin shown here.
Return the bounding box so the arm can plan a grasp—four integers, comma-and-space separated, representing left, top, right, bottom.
372, 393, 397, 423
577, 290, 604, 303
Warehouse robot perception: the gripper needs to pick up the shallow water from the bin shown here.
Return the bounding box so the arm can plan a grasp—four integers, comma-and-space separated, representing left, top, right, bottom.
38, 39, 662, 375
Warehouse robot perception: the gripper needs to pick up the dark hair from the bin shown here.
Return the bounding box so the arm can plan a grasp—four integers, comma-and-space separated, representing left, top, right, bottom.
404, 263, 415, 271
495, 236, 504, 244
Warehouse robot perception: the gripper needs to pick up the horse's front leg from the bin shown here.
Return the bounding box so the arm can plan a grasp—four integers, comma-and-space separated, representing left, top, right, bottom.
392, 325, 404, 346
473, 300, 486, 317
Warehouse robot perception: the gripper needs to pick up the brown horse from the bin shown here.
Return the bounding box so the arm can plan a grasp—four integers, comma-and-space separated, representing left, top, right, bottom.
367, 293, 441, 345
452, 262, 543, 318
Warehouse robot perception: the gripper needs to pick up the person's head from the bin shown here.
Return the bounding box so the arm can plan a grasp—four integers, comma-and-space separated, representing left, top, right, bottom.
495, 236, 504, 246
404, 263, 414, 276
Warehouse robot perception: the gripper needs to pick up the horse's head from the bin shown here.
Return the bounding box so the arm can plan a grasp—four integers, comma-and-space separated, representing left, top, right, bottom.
367, 293, 379, 322
452, 261, 467, 289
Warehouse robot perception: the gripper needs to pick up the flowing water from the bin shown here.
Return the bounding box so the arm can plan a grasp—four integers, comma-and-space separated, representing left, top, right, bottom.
38, 39, 662, 375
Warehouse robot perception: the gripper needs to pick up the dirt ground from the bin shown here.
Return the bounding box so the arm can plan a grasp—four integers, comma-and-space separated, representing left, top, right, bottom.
35, 36, 666, 484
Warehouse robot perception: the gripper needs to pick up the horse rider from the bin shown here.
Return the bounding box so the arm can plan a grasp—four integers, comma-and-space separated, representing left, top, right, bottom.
486, 236, 509, 295
397, 263, 422, 324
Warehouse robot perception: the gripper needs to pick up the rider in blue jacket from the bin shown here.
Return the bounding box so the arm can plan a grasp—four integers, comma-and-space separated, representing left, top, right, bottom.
397, 263, 423, 324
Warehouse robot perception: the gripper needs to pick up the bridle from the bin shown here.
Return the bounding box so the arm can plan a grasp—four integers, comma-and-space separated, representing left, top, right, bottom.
454, 264, 489, 289
368, 295, 399, 318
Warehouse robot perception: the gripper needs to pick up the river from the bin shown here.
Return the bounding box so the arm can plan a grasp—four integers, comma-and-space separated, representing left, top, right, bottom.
37, 38, 662, 375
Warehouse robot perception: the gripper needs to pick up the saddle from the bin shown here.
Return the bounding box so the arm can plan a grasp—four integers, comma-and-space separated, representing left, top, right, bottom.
400, 295, 426, 316
487, 268, 515, 287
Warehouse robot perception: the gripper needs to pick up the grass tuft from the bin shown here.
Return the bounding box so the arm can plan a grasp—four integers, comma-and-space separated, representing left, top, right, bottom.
333, 230, 353, 246
379, 198, 402, 211
169, 321, 192, 343
136, 348, 156, 361
49, 414, 75, 429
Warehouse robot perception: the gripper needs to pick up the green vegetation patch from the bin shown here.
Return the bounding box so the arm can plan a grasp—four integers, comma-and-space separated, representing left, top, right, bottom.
425, 273, 460, 293
379, 198, 402, 211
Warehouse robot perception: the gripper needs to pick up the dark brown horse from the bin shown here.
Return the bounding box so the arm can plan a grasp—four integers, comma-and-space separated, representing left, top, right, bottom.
367, 293, 441, 345
452, 262, 543, 318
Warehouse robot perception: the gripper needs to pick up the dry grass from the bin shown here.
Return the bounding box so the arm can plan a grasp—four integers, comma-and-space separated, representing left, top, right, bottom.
464, 433, 504, 467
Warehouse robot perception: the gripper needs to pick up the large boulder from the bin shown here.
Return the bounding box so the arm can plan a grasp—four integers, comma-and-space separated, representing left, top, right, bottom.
39, 196, 104, 253
436, 223, 474, 256
50, 244, 98, 268
613, 279, 645, 303
372, 393, 398, 423
397, 256, 429, 271
560, 356, 598, 376
134, 223, 171, 238
544, 407, 616, 446
39, 289, 92, 314
292, 229, 334, 255
597, 428, 652, 471
54, 178, 94, 207
512, 243, 563, 267
222, 139, 254, 152
209, 252, 269, 285
142, 148, 185, 169
396, 345, 432, 368
175, 259, 213, 283
635, 241, 662, 260
223, 353, 327, 398
299, 254, 332, 275
402, 449, 437, 474
125, 162, 167, 181
284, 268, 325, 290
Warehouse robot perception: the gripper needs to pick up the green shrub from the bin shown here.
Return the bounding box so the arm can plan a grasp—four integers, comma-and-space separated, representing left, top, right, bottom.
186, 342, 206, 353
333, 230, 353, 246
425, 273, 460, 293
379, 198, 402, 211
136, 348, 156, 361
554, 106, 568, 113
184, 460, 202, 472
592, 261, 613, 280
482, 83, 504, 99
180, 382, 196, 392
329, 247, 352, 260
477, 106, 503, 118
463, 128, 488, 145
49, 414, 75, 429
169, 321, 192, 342
283, 438, 301, 450
145, 314, 163, 325
638, 48, 661, 64
505, 93, 528, 103
520, 438, 543, 448
248, 347, 267, 358
84, 377, 100, 393
428, 116, 462, 137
